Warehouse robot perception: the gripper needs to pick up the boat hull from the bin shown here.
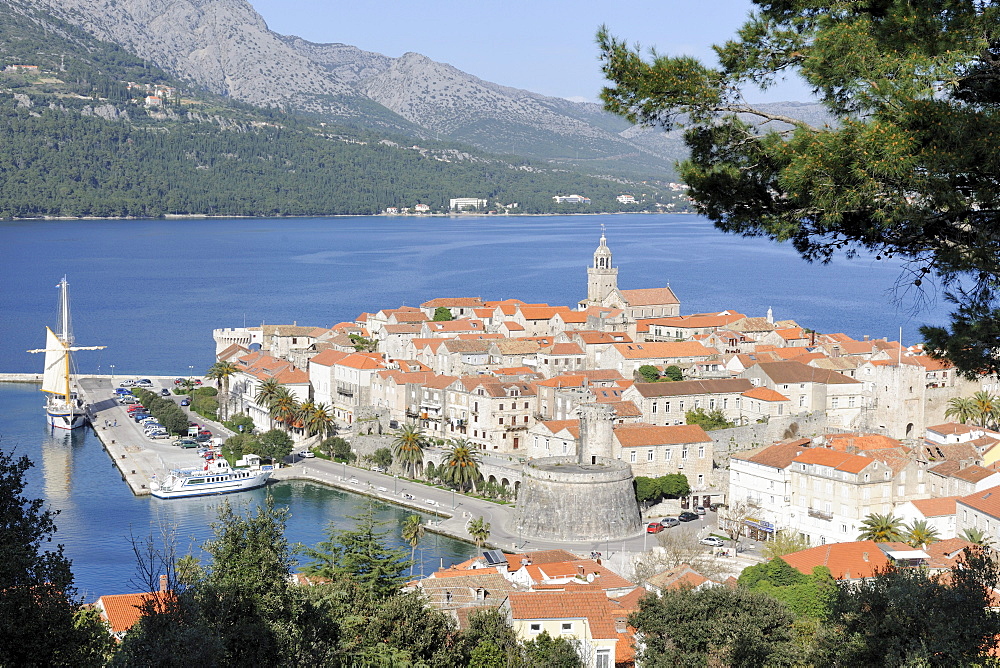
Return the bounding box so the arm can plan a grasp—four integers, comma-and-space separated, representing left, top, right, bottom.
46, 399, 89, 430
149, 470, 272, 499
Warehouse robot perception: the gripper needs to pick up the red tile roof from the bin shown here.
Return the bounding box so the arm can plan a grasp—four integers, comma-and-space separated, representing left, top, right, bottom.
97, 592, 172, 635
910, 496, 959, 517
618, 287, 679, 306
732, 438, 812, 468
612, 341, 716, 360
793, 448, 874, 474
614, 423, 711, 447
782, 541, 890, 580
958, 485, 1000, 519
741, 387, 790, 402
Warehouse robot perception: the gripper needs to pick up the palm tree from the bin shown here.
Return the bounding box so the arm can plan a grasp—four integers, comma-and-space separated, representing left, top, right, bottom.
440, 438, 482, 494
971, 391, 1000, 428
206, 361, 239, 421
468, 516, 491, 548
269, 387, 300, 434
856, 513, 905, 542
255, 378, 281, 428
303, 402, 334, 438
401, 515, 425, 576
392, 423, 426, 478
959, 527, 996, 550
905, 519, 940, 549
945, 396, 977, 425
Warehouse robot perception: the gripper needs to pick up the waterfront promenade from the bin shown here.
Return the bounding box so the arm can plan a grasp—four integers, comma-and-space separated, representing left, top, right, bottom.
3, 373, 760, 578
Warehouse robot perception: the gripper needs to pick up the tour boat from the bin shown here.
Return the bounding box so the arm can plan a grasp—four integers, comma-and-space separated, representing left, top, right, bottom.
27, 277, 105, 430
149, 455, 273, 499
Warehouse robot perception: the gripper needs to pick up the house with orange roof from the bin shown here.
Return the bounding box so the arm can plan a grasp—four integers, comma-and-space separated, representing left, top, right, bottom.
527, 420, 581, 459
787, 445, 928, 545
488, 338, 543, 369
326, 352, 389, 425
533, 342, 586, 378
602, 341, 718, 378
781, 540, 892, 581
444, 376, 538, 452
502, 590, 634, 668
259, 323, 325, 362
739, 386, 792, 422
419, 318, 486, 338
895, 496, 960, 538
642, 311, 747, 342
703, 328, 756, 355
928, 461, 1000, 497
415, 570, 516, 619
644, 563, 720, 594
234, 352, 310, 434
729, 438, 813, 537
369, 370, 449, 428
620, 378, 753, 426
614, 423, 714, 488
740, 359, 862, 429
93, 576, 173, 640
956, 485, 1000, 542
419, 297, 486, 319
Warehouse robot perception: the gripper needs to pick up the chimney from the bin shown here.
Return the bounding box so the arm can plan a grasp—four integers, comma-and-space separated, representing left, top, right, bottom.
159, 574, 168, 593
577, 565, 585, 576
862, 552, 869, 562
960, 459, 970, 469
863, 335, 870, 341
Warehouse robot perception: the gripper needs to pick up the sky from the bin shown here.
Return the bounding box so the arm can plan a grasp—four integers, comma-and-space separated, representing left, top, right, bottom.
246, 0, 812, 104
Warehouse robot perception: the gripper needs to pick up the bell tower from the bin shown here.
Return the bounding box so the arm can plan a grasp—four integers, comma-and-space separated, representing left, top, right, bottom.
587, 226, 618, 305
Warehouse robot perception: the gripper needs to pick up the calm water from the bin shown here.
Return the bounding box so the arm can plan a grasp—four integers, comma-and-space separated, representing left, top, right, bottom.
0, 382, 477, 601
0, 213, 952, 598
1, 214, 949, 376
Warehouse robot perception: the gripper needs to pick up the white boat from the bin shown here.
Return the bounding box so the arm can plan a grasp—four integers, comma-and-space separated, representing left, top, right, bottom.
27, 277, 105, 430
149, 454, 273, 499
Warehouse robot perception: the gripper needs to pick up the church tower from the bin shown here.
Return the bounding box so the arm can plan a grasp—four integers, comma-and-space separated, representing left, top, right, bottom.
586, 228, 618, 305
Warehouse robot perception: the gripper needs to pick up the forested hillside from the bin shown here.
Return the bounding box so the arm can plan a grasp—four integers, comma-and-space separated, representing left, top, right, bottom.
0, 4, 685, 218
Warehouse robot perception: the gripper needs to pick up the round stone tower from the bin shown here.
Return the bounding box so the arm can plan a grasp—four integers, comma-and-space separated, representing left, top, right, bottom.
514, 403, 641, 542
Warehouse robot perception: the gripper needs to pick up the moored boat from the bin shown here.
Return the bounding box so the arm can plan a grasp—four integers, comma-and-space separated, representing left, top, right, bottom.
27, 277, 105, 429
149, 454, 273, 499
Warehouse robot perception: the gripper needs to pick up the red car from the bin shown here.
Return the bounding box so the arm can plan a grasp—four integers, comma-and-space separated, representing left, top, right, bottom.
126, 405, 146, 414
646, 522, 664, 534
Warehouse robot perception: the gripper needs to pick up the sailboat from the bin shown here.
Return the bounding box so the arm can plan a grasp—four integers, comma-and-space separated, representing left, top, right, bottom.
27, 277, 105, 430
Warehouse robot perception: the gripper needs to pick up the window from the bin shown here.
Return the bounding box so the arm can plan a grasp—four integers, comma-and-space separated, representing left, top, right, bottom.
680, 401, 685, 411
682, 448, 689, 460
596, 649, 611, 668
698, 446, 705, 458
647, 450, 654, 461
665, 448, 672, 460
652, 401, 657, 414
710, 398, 716, 409
849, 395, 856, 408
799, 395, 806, 407
499, 403, 504, 411
630, 451, 637, 463
697, 474, 705, 486
723, 398, 728, 409
665, 401, 671, 412
529, 623, 541, 632
498, 417, 504, 425
561, 622, 573, 632
831, 396, 839, 409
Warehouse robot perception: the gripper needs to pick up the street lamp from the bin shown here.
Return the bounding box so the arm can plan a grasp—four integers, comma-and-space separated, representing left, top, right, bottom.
452, 487, 456, 509
109, 364, 114, 379
188, 365, 194, 380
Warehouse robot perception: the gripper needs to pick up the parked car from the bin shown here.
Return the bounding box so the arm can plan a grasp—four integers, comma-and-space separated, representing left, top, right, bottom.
695, 506, 706, 515
180, 397, 191, 406
119, 380, 136, 387
194, 433, 212, 443
114, 388, 131, 395
137, 379, 153, 387
133, 413, 151, 422
148, 431, 169, 439
700, 537, 725, 547
160, 388, 171, 396
660, 517, 680, 528
174, 378, 184, 385
172, 438, 198, 447
709, 503, 726, 512
678, 511, 699, 522
646, 522, 664, 534
300, 451, 316, 459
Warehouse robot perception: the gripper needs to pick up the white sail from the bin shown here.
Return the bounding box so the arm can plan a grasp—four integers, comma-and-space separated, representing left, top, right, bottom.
40, 327, 68, 398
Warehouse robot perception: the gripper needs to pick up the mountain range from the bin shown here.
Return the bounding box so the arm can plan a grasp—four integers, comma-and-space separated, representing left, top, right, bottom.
23, 0, 824, 182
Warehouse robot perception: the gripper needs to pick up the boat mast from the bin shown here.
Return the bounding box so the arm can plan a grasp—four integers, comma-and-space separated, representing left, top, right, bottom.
58, 277, 72, 401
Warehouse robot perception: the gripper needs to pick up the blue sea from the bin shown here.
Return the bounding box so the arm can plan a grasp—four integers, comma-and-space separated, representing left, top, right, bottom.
0, 213, 952, 599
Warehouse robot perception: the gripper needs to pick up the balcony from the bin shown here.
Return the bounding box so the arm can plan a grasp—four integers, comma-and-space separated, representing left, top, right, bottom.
807, 507, 833, 521
336, 385, 354, 397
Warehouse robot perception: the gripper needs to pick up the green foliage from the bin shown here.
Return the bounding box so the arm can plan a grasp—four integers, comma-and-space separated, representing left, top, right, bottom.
299, 502, 410, 599
392, 424, 426, 478
598, 5, 1000, 376
0, 449, 113, 666
432, 306, 454, 321
222, 412, 255, 434
637, 364, 660, 382
440, 439, 482, 493
321, 436, 353, 463
663, 365, 683, 382
635, 473, 690, 505
131, 387, 190, 435
685, 407, 735, 431
739, 557, 806, 589
522, 631, 583, 667
630, 584, 802, 666
372, 447, 393, 469
348, 334, 379, 352
818, 548, 1000, 666
740, 559, 836, 620
256, 429, 294, 464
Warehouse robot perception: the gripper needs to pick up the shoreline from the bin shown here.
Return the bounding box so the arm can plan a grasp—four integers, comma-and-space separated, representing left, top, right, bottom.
1, 210, 691, 223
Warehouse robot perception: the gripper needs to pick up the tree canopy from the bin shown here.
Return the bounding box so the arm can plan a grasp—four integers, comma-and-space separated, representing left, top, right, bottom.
598, 2, 1000, 376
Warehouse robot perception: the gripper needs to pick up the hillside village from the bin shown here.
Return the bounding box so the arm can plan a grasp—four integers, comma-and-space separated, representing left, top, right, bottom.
208, 232, 1000, 552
